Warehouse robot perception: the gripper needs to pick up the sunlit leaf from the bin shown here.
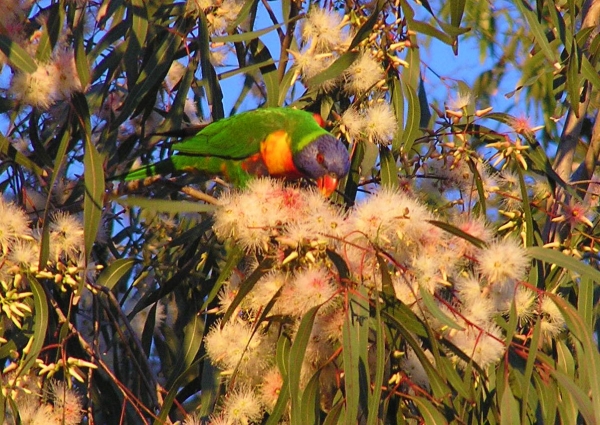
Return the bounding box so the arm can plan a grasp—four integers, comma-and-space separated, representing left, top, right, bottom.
379, 145, 398, 189
96, 258, 137, 290
73, 92, 105, 263
114, 196, 216, 213
0, 34, 37, 73
20, 277, 49, 376
289, 306, 320, 424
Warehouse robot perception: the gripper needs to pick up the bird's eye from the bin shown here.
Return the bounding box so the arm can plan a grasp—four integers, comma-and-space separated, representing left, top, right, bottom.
316, 153, 325, 164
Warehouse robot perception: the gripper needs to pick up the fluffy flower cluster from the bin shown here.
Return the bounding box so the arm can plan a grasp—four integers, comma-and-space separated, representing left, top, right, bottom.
341, 102, 398, 145
204, 178, 565, 422
289, 6, 399, 147
0, 196, 98, 423
291, 6, 352, 89
3, 376, 83, 425
10, 48, 85, 110
214, 178, 346, 251
0, 196, 86, 342
0, 197, 85, 275
186, 0, 245, 34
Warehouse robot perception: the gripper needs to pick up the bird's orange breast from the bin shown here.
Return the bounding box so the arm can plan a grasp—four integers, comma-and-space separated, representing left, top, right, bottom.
259, 131, 303, 179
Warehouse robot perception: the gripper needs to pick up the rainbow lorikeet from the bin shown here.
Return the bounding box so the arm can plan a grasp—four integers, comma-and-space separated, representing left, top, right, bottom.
121, 107, 350, 196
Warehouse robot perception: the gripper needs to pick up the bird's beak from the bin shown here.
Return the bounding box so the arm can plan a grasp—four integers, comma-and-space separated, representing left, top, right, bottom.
316, 174, 338, 197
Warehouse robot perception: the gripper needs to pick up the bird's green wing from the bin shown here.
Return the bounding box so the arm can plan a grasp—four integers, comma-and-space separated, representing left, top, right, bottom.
173, 108, 326, 159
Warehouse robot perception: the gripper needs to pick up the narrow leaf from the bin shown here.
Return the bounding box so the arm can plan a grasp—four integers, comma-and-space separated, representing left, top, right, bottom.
514, 0, 559, 65
0, 133, 46, 176
400, 79, 421, 157
96, 258, 136, 290
379, 146, 398, 189
419, 287, 463, 330
166, 313, 205, 387
20, 277, 49, 376
528, 247, 600, 283
342, 285, 370, 422
500, 381, 520, 425
0, 34, 37, 73
307, 51, 359, 88
114, 196, 216, 213
289, 306, 320, 424
566, 39, 581, 115
409, 396, 447, 425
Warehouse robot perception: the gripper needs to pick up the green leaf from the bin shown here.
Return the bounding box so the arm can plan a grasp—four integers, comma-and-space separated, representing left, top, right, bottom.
0, 133, 46, 177
36, 4, 64, 63
166, 313, 205, 388
114, 196, 216, 213
201, 244, 244, 313
73, 92, 105, 263
307, 51, 359, 88
199, 11, 224, 119
514, 0, 559, 66
527, 247, 600, 284
534, 373, 558, 424
360, 140, 379, 178
500, 382, 520, 425
400, 78, 421, 157
198, 358, 220, 418
402, 1, 455, 45
323, 400, 344, 425
515, 166, 533, 247
409, 396, 447, 425
382, 298, 428, 338
550, 295, 600, 422
130, 0, 149, 53
20, 277, 49, 376
409, 20, 454, 45
339, 139, 365, 205
428, 220, 487, 248
279, 63, 298, 106
419, 287, 463, 330
379, 146, 398, 189
249, 39, 279, 108
556, 339, 575, 376
577, 276, 593, 329
218, 58, 276, 80
349, 0, 386, 49
96, 258, 136, 290
342, 285, 370, 422
390, 76, 405, 154
581, 56, 600, 91
289, 306, 320, 425
214, 19, 295, 43
37, 123, 70, 269
74, 24, 91, 89
449, 0, 466, 29
417, 78, 431, 128
266, 336, 292, 425
0, 34, 37, 73
367, 293, 385, 425
155, 359, 203, 424
521, 319, 542, 423
552, 369, 594, 425
115, 18, 188, 127
222, 258, 274, 324
300, 370, 321, 424
566, 39, 581, 115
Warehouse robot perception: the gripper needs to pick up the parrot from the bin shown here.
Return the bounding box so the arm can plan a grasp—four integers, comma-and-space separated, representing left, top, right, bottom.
120, 107, 350, 196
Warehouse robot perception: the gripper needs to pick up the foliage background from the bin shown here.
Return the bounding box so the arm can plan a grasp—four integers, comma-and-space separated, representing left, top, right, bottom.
1, 0, 600, 423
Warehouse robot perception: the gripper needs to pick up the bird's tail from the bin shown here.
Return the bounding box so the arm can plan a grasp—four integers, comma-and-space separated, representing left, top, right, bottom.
114, 158, 176, 181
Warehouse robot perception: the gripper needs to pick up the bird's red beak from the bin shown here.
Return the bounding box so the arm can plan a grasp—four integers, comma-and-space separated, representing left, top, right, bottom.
317, 174, 338, 197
